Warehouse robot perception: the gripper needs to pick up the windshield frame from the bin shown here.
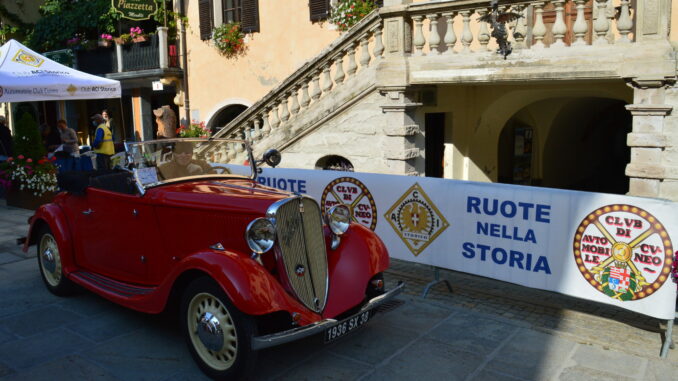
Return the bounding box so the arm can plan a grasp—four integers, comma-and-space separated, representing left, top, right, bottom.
124, 138, 257, 195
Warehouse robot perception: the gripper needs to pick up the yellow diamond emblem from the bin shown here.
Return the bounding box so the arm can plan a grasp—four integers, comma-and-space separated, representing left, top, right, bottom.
384, 183, 449, 256
67, 85, 77, 95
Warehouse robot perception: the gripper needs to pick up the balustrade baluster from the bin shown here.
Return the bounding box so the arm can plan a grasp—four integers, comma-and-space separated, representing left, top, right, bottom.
321, 64, 333, 94
427, 14, 441, 54
261, 110, 271, 136
552, 0, 567, 47
512, 6, 527, 49
532, 3, 547, 48
228, 142, 237, 160
311, 70, 322, 100
279, 95, 290, 123
476, 9, 491, 51
270, 102, 280, 128
372, 25, 384, 58
572, 0, 588, 46
616, 0, 633, 43
412, 15, 425, 56
460, 11, 473, 53
333, 55, 345, 84
289, 87, 300, 116
236, 134, 245, 152
359, 35, 371, 67
300, 81, 311, 108
346, 45, 358, 76
252, 119, 261, 142
442, 12, 457, 54
594, 0, 610, 45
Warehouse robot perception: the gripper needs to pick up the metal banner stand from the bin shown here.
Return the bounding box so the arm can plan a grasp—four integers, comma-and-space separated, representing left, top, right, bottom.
660, 313, 676, 358
422, 266, 453, 298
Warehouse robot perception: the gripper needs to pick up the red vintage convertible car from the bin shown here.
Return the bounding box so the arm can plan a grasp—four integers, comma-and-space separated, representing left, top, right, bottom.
22, 138, 403, 380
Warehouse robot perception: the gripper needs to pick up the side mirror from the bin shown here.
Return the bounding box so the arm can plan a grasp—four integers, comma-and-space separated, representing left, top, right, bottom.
262, 149, 281, 168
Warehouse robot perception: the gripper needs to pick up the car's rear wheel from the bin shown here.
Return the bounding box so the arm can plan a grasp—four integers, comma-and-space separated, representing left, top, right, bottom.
37, 225, 75, 296
181, 277, 257, 380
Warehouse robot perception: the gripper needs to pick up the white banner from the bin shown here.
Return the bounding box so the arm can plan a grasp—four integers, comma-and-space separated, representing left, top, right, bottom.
228, 165, 678, 320
0, 40, 121, 102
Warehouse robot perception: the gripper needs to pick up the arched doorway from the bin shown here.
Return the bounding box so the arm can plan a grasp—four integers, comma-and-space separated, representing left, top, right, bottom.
209, 104, 248, 135
498, 97, 631, 195
315, 155, 354, 171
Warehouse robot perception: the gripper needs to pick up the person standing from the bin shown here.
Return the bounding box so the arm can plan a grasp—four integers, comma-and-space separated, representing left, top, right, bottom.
0, 116, 12, 161
91, 114, 113, 170
56, 120, 78, 154
102, 109, 116, 141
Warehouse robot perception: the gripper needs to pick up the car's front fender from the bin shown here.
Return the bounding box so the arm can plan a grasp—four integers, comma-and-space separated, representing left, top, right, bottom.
164, 249, 322, 324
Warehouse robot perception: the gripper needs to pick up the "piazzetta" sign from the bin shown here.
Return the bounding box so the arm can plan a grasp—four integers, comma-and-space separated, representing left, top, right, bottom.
112, 0, 158, 21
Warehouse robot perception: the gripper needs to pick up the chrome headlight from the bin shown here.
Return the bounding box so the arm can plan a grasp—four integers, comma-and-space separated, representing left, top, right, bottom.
245, 218, 276, 254
325, 205, 351, 235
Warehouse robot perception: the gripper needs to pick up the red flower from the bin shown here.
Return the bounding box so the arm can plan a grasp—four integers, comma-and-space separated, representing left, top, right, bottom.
49, 156, 57, 162
27, 158, 33, 163
18, 155, 24, 160
6, 157, 12, 162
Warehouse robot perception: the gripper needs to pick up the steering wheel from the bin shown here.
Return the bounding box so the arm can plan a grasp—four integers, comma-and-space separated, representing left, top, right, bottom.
210, 165, 232, 174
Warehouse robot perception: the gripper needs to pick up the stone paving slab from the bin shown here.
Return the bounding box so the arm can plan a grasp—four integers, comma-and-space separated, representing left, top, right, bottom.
0, 201, 676, 380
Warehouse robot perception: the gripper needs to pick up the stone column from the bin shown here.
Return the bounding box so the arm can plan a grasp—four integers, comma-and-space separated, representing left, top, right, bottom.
625, 80, 675, 199
379, 87, 423, 175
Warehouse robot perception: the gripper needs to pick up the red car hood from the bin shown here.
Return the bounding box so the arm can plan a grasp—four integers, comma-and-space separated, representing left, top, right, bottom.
145, 178, 292, 213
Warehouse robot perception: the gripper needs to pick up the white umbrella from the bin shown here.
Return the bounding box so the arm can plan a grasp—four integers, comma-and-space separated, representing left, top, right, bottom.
0, 39, 121, 102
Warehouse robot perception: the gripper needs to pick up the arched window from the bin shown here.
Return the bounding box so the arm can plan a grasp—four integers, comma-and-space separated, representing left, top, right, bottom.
209, 104, 248, 135
315, 155, 354, 172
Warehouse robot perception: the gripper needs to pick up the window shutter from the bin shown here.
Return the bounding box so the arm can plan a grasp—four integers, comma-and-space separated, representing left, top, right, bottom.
199, 0, 213, 40
309, 0, 330, 22
241, 0, 260, 33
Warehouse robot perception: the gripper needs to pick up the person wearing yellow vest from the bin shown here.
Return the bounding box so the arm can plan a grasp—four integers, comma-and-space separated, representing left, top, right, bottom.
91, 114, 114, 170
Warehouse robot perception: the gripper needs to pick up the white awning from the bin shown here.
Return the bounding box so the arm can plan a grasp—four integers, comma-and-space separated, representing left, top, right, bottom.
0, 39, 121, 102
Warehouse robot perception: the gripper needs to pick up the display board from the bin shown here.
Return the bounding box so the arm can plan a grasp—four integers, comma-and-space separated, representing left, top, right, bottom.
228, 165, 678, 320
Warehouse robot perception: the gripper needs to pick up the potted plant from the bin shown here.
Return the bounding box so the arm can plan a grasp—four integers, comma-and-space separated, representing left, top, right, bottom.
0, 113, 58, 210
329, 0, 378, 31
130, 26, 148, 43
114, 33, 133, 45
176, 121, 210, 138
99, 33, 113, 47
212, 22, 246, 58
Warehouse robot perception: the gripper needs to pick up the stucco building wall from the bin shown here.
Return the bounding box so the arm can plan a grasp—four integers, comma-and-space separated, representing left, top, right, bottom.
184, 0, 342, 124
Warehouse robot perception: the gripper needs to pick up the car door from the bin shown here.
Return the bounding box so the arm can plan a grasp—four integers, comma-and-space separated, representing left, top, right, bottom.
74, 188, 159, 285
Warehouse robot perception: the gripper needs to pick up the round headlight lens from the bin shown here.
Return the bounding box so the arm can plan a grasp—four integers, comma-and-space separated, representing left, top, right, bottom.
246, 218, 276, 254
326, 205, 351, 235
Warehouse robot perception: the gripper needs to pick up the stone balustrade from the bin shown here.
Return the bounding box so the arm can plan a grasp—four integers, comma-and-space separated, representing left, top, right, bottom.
214, 11, 385, 157
404, 0, 635, 55
215, 0, 639, 161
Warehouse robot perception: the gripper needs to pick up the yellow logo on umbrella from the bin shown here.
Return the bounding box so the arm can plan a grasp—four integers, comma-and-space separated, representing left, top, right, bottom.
67, 85, 77, 95
12, 49, 44, 68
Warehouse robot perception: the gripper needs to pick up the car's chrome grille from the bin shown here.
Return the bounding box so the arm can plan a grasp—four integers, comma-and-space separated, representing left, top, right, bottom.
270, 197, 328, 313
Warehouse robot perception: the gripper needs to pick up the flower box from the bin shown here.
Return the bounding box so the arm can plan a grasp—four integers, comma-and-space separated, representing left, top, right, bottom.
98, 39, 112, 48
6, 187, 56, 210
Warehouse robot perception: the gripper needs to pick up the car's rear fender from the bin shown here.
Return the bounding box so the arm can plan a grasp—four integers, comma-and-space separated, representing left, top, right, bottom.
23, 203, 77, 274
163, 249, 322, 324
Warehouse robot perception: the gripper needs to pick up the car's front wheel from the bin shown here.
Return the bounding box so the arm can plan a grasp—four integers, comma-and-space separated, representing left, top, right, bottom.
36, 225, 75, 296
181, 277, 257, 380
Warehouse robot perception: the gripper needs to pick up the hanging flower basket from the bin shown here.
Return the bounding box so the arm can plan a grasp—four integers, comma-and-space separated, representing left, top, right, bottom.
212, 22, 247, 58
133, 35, 149, 43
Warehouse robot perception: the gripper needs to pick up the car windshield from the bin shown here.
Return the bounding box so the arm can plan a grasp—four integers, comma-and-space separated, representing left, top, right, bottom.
125, 138, 254, 189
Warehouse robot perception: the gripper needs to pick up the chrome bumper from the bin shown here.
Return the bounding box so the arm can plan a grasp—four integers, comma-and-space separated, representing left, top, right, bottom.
251, 281, 405, 351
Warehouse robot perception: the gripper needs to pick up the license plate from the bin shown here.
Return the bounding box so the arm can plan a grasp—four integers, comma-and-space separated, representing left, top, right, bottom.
324, 310, 371, 343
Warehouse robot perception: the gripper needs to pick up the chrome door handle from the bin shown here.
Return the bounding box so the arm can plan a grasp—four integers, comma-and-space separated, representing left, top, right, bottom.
82, 209, 94, 215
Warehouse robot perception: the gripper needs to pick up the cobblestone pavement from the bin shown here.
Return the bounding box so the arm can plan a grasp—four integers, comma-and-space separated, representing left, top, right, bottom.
0, 201, 676, 381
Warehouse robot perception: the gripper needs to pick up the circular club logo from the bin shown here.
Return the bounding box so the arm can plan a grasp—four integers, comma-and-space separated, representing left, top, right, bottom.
321, 177, 377, 230
573, 204, 673, 301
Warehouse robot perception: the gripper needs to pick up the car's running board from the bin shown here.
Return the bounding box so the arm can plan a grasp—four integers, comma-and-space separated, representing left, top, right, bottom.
71, 271, 155, 297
